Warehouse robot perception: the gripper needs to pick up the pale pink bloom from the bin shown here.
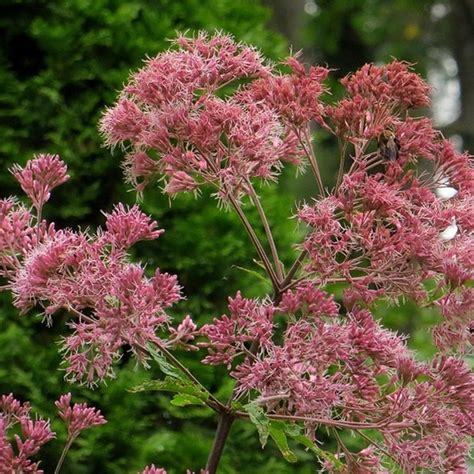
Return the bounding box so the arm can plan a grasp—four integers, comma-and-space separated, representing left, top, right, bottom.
341, 61, 430, 109
0, 198, 37, 279
123, 151, 161, 192
244, 55, 329, 126
352, 445, 389, 473
164, 171, 199, 195
279, 283, 339, 318
0, 393, 31, 427
432, 356, 474, 412
328, 94, 392, 141
10, 203, 180, 384
393, 117, 441, 165
169, 315, 198, 349
100, 98, 148, 147
100, 33, 316, 202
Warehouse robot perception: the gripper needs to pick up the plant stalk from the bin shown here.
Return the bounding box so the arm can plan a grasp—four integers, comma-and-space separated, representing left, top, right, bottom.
227, 194, 281, 292
205, 411, 235, 473
246, 179, 284, 280
54, 437, 74, 474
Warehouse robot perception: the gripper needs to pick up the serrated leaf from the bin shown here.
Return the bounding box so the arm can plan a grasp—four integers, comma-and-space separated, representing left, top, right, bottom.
282, 421, 301, 437
147, 345, 186, 380
244, 403, 270, 448
129, 376, 209, 403
285, 428, 343, 469
232, 265, 269, 284
269, 421, 298, 463
170, 393, 207, 407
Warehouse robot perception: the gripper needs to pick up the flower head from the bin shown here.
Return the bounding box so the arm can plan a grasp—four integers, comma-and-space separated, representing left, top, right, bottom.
10, 154, 69, 212
55, 393, 106, 440
0, 393, 55, 473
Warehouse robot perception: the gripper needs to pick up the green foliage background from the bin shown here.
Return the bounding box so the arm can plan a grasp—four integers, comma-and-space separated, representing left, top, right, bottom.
0, 1, 443, 472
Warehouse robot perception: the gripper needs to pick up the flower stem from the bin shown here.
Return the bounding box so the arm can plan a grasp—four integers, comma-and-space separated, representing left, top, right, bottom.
205, 411, 235, 473
54, 437, 74, 474
234, 411, 412, 430
281, 249, 307, 289
296, 126, 324, 196
227, 194, 281, 292
246, 179, 284, 280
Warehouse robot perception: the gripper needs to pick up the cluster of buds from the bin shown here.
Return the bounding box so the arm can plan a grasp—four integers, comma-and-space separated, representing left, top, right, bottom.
0, 393, 105, 473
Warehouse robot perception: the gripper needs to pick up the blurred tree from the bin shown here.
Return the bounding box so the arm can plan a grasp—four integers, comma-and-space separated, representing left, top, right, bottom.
265, 0, 474, 148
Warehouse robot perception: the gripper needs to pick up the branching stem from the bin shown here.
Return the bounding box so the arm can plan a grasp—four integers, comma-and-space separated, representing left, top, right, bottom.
227, 193, 281, 293
246, 179, 284, 280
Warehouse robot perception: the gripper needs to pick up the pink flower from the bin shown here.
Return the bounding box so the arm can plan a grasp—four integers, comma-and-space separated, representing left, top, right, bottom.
10, 205, 181, 384
164, 171, 199, 195
0, 393, 31, 428
200, 292, 275, 367
139, 466, 167, 474
341, 61, 430, 109
279, 283, 339, 318
10, 154, 69, 212
0, 394, 55, 473
104, 203, 164, 249
99, 33, 320, 202
100, 98, 148, 147
55, 393, 106, 440
244, 55, 329, 126
169, 315, 198, 349
123, 151, 161, 192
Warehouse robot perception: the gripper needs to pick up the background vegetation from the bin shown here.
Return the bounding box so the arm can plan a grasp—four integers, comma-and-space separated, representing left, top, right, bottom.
0, 1, 470, 472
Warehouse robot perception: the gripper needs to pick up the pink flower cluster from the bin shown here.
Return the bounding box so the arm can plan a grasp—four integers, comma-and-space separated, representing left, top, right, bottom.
99, 32, 330, 200
10, 154, 69, 214
139, 467, 207, 474
202, 286, 473, 472
0, 393, 105, 473
298, 61, 474, 352
200, 292, 275, 367
328, 62, 430, 142
99, 33, 472, 472
55, 393, 106, 441
1, 154, 189, 385
3, 32, 472, 472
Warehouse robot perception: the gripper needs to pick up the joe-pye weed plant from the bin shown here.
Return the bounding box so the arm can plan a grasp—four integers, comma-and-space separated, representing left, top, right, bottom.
0, 32, 473, 473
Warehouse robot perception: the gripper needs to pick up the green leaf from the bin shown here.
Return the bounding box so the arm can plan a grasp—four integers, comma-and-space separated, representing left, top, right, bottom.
232, 265, 269, 285
170, 393, 207, 407
284, 425, 343, 469
230, 400, 244, 411
129, 376, 209, 403
244, 403, 270, 448
269, 421, 298, 463
147, 345, 186, 381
